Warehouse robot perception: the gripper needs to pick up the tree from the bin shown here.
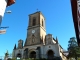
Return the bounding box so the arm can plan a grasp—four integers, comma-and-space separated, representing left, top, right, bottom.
5, 50, 9, 57
67, 37, 80, 60
4, 50, 9, 60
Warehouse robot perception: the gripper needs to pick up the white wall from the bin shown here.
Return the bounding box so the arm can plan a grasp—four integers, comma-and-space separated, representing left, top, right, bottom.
0, 0, 7, 16
0, 0, 7, 25
14, 49, 24, 58
41, 44, 60, 58
58, 45, 67, 60
46, 34, 56, 44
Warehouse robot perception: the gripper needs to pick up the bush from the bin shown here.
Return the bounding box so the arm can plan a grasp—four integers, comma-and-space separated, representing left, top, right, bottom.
7, 58, 12, 60
24, 58, 47, 60
39, 58, 47, 60
53, 57, 62, 60
12, 58, 16, 60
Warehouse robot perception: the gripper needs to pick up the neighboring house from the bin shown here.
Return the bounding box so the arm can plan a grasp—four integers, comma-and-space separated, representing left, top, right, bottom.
0, 0, 15, 26
12, 11, 67, 60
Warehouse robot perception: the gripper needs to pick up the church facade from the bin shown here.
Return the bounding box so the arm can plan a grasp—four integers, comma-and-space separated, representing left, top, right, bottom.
12, 11, 67, 60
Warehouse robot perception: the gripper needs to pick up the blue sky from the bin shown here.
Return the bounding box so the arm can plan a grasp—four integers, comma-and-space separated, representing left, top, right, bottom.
0, 0, 76, 56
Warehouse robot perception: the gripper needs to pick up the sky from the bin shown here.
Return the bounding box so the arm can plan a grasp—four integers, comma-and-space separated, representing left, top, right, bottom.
0, 0, 76, 57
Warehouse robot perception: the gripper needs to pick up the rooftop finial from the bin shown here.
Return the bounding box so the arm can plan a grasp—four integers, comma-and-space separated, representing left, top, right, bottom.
56, 36, 58, 43
13, 44, 16, 50
37, 9, 38, 12
56, 36, 58, 40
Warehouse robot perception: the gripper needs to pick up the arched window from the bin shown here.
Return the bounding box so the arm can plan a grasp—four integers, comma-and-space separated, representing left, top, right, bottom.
32, 34, 35, 43
33, 17, 36, 26
32, 38, 35, 43
42, 19, 44, 26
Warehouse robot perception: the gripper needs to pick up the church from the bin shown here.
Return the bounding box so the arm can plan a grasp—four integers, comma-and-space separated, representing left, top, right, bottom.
12, 11, 67, 60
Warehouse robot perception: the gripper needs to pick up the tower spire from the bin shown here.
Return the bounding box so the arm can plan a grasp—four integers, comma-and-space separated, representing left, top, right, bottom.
13, 44, 16, 50
56, 36, 58, 43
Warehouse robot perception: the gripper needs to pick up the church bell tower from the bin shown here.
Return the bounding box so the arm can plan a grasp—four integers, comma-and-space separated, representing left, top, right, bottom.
25, 11, 46, 46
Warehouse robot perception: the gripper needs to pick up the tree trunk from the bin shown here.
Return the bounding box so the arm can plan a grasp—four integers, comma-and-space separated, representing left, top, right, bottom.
75, 54, 77, 60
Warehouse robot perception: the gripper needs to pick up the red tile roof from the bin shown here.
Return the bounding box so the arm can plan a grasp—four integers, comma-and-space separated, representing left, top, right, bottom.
7, 0, 15, 6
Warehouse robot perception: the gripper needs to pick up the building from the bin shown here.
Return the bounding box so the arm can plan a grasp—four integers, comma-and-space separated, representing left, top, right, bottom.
70, 0, 80, 46
0, 0, 15, 26
12, 11, 67, 60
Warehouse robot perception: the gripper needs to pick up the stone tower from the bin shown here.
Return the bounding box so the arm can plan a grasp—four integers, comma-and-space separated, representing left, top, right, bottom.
25, 11, 46, 46
18, 39, 23, 49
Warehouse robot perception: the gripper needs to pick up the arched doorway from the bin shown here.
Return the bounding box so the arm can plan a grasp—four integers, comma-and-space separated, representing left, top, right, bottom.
17, 53, 21, 60
30, 51, 36, 58
47, 50, 54, 59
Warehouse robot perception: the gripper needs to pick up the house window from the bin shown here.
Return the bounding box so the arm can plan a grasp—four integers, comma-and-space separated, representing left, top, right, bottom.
33, 17, 36, 26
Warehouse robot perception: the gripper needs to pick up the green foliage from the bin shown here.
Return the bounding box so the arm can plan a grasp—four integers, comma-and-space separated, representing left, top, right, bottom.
67, 37, 80, 59
12, 58, 16, 60
39, 58, 47, 60
18, 58, 48, 60
68, 37, 77, 48
4, 50, 9, 58
7, 58, 12, 60
77, 58, 80, 60
10, 58, 62, 60
25, 58, 47, 60
26, 58, 32, 60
